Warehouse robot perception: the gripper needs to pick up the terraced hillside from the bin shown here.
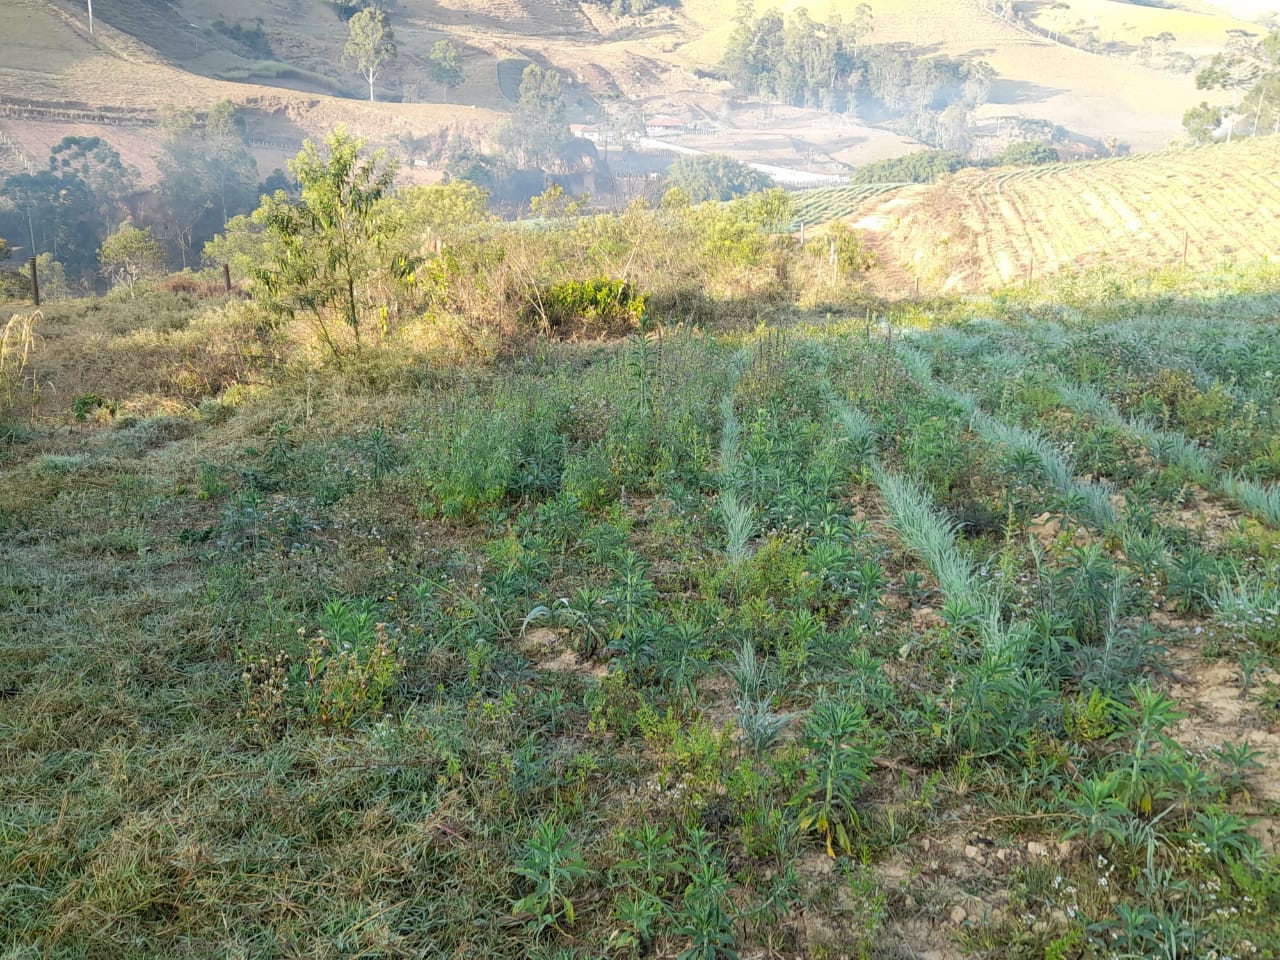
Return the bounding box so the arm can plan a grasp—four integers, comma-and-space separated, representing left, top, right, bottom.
854, 137, 1280, 292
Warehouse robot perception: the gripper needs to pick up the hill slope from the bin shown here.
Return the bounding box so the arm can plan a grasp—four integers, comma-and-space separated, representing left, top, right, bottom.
831, 137, 1280, 293
1, 0, 1267, 185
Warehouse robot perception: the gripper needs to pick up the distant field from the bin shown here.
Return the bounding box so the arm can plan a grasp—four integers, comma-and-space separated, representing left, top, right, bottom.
1025, 0, 1270, 54
858, 137, 1280, 291
784, 183, 906, 232
676, 0, 1245, 150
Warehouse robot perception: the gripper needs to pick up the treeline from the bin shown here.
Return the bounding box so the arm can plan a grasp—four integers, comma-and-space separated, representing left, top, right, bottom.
581, 0, 679, 14
4, 128, 879, 362
0, 100, 289, 294
720, 4, 992, 150
854, 142, 1062, 184
1184, 29, 1280, 142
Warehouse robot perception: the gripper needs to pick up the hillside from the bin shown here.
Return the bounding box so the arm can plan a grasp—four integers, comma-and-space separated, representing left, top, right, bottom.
677, 0, 1265, 149
0, 0, 500, 186
5, 264, 1280, 956
825, 136, 1280, 293
0, 0, 1271, 194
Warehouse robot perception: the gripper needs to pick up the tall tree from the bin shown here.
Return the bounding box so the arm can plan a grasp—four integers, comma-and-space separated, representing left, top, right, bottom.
48, 135, 138, 232
254, 129, 400, 357
1, 170, 97, 276
156, 102, 259, 268
428, 39, 464, 102
1182, 101, 1224, 143
1196, 55, 1260, 141
1197, 31, 1271, 141
848, 3, 874, 55
344, 7, 397, 102
204, 100, 260, 225
498, 65, 572, 169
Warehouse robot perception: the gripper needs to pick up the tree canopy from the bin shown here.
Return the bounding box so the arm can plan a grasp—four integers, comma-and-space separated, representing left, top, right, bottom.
719, 6, 991, 150
344, 7, 397, 102
498, 65, 572, 170
428, 39, 464, 102
99, 223, 165, 296
254, 129, 401, 357
157, 101, 260, 268
665, 155, 772, 203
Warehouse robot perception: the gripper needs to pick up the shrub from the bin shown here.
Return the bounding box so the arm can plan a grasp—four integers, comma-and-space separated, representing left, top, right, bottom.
853, 149, 966, 184
525, 277, 648, 337
997, 141, 1060, 166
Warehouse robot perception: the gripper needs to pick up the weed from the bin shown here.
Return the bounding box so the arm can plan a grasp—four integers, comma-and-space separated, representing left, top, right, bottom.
791, 699, 875, 858
512, 819, 590, 934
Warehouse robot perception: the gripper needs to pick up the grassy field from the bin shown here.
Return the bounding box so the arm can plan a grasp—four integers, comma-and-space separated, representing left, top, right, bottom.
4, 261, 1280, 957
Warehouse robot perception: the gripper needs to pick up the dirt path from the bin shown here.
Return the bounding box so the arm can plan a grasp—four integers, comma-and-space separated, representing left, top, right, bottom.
1166, 641, 1280, 854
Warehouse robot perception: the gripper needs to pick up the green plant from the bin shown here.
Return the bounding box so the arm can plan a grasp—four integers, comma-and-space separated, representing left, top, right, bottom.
301, 621, 401, 729
522, 587, 615, 660
614, 822, 678, 897
720, 488, 756, 567
1115, 684, 1189, 817
656, 619, 710, 710
72, 393, 113, 421
1065, 771, 1130, 847
1190, 808, 1258, 862
1065, 688, 1117, 742
527, 277, 648, 336
1215, 741, 1264, 795
254, 128, 400, 358
357, 426, 401, 482
195, 461, 226, 500
512, 819, 590, 933
791, 699, 875, 858
99, 223, 166, 296
727, 640, 797, 756
675, 828, 739, 960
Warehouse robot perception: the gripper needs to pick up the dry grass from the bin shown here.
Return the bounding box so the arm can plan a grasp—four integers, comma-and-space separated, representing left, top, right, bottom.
1026, 0, 1265, 54
1, 294, 264, 428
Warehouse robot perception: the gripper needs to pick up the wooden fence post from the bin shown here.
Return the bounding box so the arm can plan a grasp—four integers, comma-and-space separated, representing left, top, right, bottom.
28, 257, 39, 307
223, 262, 232, 294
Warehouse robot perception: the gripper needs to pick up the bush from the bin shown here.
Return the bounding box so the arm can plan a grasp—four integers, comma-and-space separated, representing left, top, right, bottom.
525, 277, 648, 337
853, 149, 967, 184
998, 141, 1060, 166
666, 154, 773, 202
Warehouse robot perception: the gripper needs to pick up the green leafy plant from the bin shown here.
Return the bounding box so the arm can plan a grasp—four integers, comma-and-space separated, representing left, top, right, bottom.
791, 699, 875, 858
512, 819, 589, 933
527, 277, 648, 337
301, 621, 401, 729
727, 639, 797, 756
